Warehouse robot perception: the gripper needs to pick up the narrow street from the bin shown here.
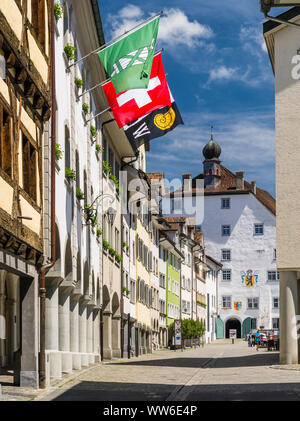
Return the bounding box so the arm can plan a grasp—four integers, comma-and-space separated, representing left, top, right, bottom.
33, 340, 300, 401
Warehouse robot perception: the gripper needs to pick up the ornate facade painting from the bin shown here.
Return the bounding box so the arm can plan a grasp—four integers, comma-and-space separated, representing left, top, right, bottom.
241, 269, 258, 287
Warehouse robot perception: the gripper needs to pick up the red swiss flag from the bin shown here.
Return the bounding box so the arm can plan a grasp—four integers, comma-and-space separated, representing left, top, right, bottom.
102, 53, 171, 128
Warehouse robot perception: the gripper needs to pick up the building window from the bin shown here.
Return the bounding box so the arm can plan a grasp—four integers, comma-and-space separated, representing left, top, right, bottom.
0, 105, 12, 177
221, 198, 230, 209
22, 133, 37, 201
222, 269, 231, 281
267, 271, 280, 281
254, 223, 264, 235
272, 318, 279, 329
247, 297, 259, 309
222, 225, 231, 236
0, 51, 5, 79
221, 249, 231, 261
31, 0, 46, 49
273, 249, 276, 260
64, 125, 70, 171
273, 297, 279, 309
222, 296, 231, 309
251, 318, 257, 329
130, 279, 135, 303
160, 299, 165, 314
173, 199, 182, 211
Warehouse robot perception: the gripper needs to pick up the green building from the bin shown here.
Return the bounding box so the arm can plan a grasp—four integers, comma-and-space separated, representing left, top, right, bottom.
160, 232, 183, 327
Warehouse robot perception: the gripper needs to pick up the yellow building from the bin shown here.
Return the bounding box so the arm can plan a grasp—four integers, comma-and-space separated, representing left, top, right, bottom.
0, 0, 51, 387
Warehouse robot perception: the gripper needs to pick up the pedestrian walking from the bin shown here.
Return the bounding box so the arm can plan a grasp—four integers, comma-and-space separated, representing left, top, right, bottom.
248, 331, 252, 347
251, 332, 255, 347
255, 329, 261, 351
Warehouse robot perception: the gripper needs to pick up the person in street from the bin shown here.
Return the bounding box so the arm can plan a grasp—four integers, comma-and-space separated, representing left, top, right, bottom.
251, 331, 255, 347
248, 331, 252, 347
255, 329, 261, 351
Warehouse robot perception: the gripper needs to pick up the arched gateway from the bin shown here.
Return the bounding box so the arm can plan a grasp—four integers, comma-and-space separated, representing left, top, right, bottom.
225, 318, 241, 338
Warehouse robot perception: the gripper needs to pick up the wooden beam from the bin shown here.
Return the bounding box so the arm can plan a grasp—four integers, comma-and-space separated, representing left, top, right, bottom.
15, 68, 27, 84
33, 95, 44, 109
42, 107, 51, 121
4, 235, 15, 249
24, 82, 36, 98
6, 52, 16, 68
16, 243, 27, 255
26, 248, 36, 261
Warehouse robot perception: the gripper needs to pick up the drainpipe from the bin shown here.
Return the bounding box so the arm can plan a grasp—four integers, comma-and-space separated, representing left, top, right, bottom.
39, 0, 56, 389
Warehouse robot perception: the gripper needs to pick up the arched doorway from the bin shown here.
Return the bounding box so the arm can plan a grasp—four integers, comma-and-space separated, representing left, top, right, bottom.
225, 318, 241, 338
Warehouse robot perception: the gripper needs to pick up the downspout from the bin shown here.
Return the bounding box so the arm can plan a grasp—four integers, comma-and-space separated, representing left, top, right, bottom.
39, 0, 56, 389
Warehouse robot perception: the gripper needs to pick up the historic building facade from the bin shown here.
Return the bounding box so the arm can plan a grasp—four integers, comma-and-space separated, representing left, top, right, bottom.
264, 7, 300, 364
0, 0, 51, 387
168, 134, 278, 339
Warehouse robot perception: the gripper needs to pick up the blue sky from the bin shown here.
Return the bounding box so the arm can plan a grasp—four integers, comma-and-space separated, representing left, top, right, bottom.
98, 1, 277, 197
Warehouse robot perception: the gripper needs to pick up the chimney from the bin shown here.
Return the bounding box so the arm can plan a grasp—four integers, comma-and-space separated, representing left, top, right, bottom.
182, 173, 192, 192
251, 180, 256, 195
236, 171, 244, 190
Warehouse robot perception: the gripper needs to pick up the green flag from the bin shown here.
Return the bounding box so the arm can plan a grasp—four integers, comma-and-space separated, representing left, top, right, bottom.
98, 15, 160, 94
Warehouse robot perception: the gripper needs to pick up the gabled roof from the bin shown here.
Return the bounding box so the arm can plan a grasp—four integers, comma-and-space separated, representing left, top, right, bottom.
206, 254, 222, 268
173, 164, 276, 216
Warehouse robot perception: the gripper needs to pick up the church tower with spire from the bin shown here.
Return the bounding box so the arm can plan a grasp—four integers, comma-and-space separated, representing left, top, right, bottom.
202, 127, 222, 188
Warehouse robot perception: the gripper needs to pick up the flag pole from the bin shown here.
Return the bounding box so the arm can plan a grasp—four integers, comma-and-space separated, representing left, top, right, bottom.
77, 48, 165, 99
67, 10, 163, 71
85, 107, 111, 125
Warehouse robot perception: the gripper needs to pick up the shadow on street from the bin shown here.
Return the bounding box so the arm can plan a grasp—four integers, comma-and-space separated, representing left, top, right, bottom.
108, 351, 279, 369
49, 378, 300, 401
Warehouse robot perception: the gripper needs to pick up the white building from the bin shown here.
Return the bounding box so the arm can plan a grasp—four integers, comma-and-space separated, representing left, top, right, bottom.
45, 0, 105, 385
263, 6, 300, 364
168, 134, 278, 339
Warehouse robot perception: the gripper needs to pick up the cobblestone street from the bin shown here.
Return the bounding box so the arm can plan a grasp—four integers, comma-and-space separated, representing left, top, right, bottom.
4, 340, 290, 401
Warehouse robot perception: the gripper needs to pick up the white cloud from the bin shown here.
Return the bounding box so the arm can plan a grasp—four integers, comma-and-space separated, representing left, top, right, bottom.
240, 25, 268, 56
159, 8, 213, 48
107, 5, 214, 50
208, 65, 238, 82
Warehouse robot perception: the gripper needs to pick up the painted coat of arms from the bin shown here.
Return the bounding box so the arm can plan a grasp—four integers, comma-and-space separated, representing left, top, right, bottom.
234, 301, 242, 311
241, 269, 258, 287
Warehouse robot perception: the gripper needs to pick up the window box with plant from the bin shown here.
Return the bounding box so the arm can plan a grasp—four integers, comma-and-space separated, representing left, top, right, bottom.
64, 44, 76, 61
122, 286, 130, 296
90, 125, 97, 138
102, 160, 112, 176
96, 228, 102, 238
54, 1, 64, 21
82, 103, 89, 115
115, 253, 123, 264
76, 187, 84, 201
122, 241, 129, 254
75, 77, 84, 90
65, 167, 76, 181
55, 143, 63, 161
95, 144, 104, 153
103, 239, 110, 251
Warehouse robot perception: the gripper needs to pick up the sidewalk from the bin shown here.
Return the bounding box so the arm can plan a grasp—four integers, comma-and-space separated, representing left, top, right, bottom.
0, 345, 196, 401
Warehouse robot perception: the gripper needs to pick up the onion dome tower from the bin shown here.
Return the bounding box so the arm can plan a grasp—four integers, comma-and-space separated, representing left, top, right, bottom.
202, 126, 222, 188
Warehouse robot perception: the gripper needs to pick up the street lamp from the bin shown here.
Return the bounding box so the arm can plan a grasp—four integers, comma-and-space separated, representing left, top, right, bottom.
107, 206, 117, 225
260, 0, 300, 28
261, 0, 300, 14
